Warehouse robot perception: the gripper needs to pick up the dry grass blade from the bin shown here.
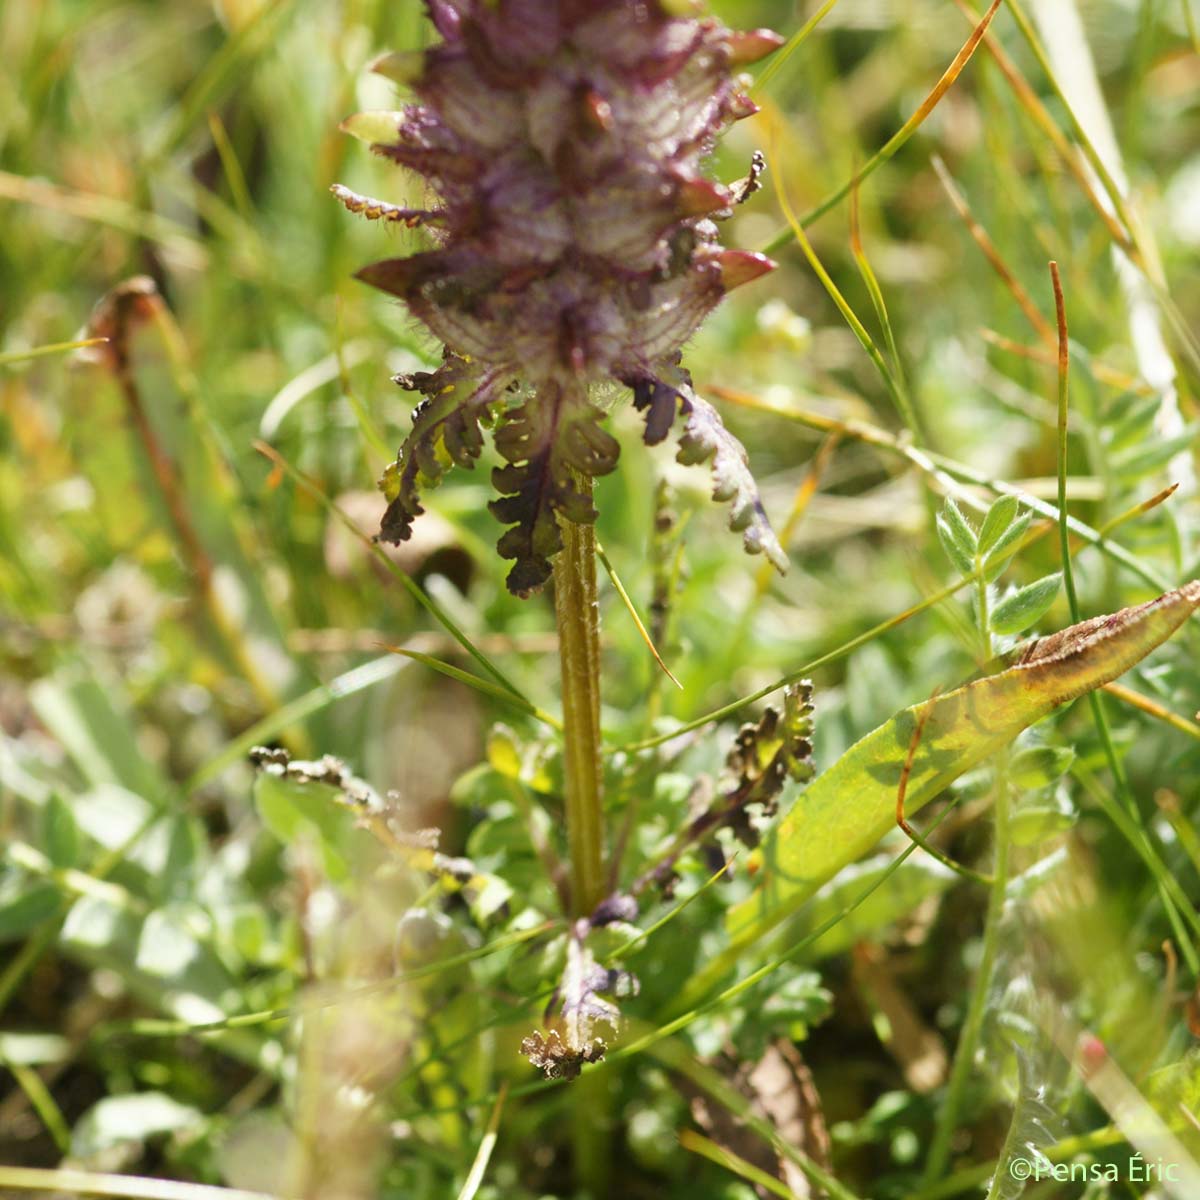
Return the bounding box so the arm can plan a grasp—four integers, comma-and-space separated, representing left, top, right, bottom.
951, 0, 1138, 259
1102, 681, 1200, 743
931, 155, 1056, 347
0, 1167, 274, 1200
763, 0, 1004, 247
978, 328, 1152, 394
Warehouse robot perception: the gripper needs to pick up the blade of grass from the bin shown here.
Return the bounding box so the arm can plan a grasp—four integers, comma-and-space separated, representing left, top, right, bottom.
678, 1131, 797, 1200
848, 180, 919, 435
978, 328, 1151, 394
1, 1060, 71, 1154
596, 540, 680, 690
765, 108, 908, 422
1097, 483, 1179, 536
0, 337, 108, 367
751, 0, 844, 94
148, 0, 297, 165
951, 0, 1138, 260
931, 155, 1056, 347
1050, 261, 1198, 974
0, 170, 207, 267
205, 111, 254, 223
762, 0, 1004, 251
0, 1167, 274, 1200
1102, 681, 1200, 743
383, 644, 560, 729
253, 440, 527, 703
455, 1082, 508, 1200
185, 652, 403, 793
1004, 0, 1142, 261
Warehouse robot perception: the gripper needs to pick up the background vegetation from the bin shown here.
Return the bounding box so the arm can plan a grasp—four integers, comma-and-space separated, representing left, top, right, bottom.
2, 1, 1199, 1197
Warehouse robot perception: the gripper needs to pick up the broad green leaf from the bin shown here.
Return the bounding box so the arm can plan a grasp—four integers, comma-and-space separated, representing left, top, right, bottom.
253, 773, 353, 883
680, 581, 1200, 1006
990, 573, 1061, 636
977, 494, 1019, 555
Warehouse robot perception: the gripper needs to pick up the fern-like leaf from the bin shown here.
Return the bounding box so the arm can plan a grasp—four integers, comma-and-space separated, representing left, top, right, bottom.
489, 381, 620, 597
378, 354, 509, 545
629, 364, 787, 573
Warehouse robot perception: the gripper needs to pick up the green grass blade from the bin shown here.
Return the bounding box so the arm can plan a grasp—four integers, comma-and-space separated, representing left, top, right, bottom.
0, 337, 108, 367
455, 1082, 508, 1200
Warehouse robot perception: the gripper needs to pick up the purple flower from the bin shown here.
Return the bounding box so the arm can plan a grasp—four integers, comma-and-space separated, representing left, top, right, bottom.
337, 0, 787, 596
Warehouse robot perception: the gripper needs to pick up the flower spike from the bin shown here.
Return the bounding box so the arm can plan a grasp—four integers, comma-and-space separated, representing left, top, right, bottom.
339, 1, 787, 595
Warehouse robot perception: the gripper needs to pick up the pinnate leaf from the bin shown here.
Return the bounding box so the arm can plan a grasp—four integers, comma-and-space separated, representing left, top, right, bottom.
378, 354, 507, 546
633, 365, 786, 572
489, 381, 619, 597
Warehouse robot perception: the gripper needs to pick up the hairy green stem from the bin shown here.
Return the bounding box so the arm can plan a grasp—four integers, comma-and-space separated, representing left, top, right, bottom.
552, 475, 609, 1197
553, 480, 606, 918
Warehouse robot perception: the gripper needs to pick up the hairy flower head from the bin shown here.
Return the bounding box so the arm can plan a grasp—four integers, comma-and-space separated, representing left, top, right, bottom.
337, 0, 787, 595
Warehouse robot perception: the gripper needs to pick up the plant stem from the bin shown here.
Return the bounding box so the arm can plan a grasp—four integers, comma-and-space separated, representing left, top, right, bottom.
553, 474, 609, 1198
926, 552, 1006, 1183
553, 473, 606, 916
924, 763, 1011, 1184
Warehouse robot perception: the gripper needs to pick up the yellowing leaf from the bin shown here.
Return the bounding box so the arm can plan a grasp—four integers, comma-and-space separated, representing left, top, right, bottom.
678, 581, 1200, 1007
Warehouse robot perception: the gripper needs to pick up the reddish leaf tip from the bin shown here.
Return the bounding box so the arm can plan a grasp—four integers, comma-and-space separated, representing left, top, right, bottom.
716, 249, 777, 291
675, 174, 732, 217
728, 28, 786, 66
